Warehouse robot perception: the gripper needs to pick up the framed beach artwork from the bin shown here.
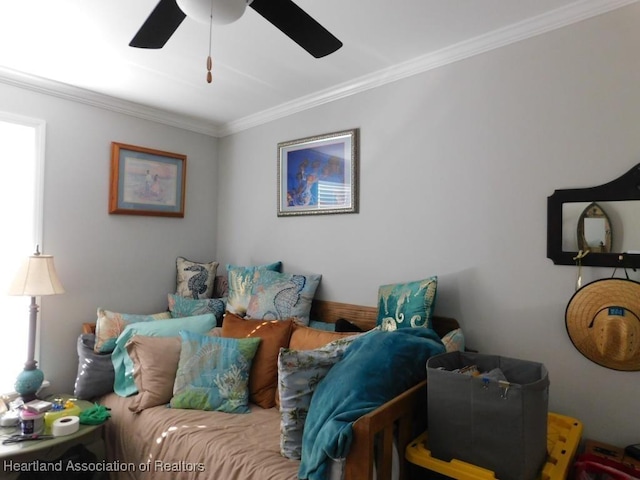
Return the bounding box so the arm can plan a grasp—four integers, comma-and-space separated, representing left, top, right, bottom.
277, 128, 359, 217
109, 142, 186, 217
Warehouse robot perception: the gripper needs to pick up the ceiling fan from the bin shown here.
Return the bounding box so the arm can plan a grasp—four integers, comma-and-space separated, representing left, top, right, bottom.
130, 0, 343, 58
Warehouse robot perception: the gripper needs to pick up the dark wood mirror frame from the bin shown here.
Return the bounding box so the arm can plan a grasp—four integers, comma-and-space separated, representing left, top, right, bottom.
547, 163, 640, 268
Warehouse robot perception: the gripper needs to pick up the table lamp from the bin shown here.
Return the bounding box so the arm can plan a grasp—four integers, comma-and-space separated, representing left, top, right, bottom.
8, 246, 65, 401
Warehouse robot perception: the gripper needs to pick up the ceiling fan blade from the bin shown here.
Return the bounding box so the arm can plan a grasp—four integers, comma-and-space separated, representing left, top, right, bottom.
130, 0, 187, 49
249, 0, 342, 58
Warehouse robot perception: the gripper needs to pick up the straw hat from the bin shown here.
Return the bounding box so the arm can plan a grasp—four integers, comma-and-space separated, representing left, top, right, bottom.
565, 278, 640, 371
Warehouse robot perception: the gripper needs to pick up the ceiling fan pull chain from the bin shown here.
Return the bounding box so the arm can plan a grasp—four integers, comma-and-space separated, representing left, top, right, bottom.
206, 1, 214, 84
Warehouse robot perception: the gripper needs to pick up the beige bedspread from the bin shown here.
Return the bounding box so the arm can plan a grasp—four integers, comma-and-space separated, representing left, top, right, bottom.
100, 393, 300, 480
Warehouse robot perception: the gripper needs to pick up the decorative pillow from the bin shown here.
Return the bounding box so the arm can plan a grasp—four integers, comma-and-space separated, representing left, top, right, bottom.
221, 313, 293, 408
126, 336, 181, 413
168, 293, 226, 326
170, 331, 261, 413
74, 334, 115, 400
111, 313, 217, 397
226, 262, 282, 316
176, 256, 219, 299
278, 334, 363, 460
376, 276, 438, 331
212, 275, 229, 298
127, 329, 223, 413
246, 270, 321, 325
441, 328, 465, 352
308, 321, 336, 332
274, 325, 358, 410
289, 324, 356, 350
94, 309, 172, 354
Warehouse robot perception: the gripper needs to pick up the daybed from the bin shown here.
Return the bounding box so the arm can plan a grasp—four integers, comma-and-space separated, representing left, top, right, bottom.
82, 299, 459, 480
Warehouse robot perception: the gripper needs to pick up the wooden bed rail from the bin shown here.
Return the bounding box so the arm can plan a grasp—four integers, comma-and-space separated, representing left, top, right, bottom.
310, 299, 459, 338
347, 380, 427, 480
83, 299, 458, 337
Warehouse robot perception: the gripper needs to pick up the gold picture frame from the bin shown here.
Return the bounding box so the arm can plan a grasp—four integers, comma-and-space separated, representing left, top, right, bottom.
109, 142, 187, 217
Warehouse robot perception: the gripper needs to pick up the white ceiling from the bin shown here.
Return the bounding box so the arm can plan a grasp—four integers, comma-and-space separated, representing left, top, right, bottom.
0, 0, 635, 137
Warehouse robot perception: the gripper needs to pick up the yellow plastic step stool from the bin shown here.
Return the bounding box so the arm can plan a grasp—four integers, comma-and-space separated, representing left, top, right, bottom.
405, 412, 583, 480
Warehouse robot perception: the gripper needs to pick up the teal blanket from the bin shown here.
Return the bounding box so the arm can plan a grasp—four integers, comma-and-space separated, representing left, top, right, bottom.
298, 328, 445, 480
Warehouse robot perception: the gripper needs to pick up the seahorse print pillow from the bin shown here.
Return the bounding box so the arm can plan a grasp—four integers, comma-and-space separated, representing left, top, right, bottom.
245, 270, 321, 326
376, 276, 437, 331
175, 256, 219, 300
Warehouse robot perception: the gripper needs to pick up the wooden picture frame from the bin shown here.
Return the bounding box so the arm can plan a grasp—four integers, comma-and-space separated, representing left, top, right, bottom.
109, 142, 186, 217
277, 129, 359, 216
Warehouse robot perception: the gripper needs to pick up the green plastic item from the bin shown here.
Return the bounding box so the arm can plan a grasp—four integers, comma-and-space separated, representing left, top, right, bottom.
79, 404, 111, 425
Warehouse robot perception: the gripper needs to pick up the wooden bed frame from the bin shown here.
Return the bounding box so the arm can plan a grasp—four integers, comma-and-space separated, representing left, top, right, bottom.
311, 300, 457, 480
82, 299, 458, 480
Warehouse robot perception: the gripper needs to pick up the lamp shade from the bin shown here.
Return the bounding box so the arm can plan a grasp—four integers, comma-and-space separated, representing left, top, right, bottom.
8, 254, 65, 296
176, 0, 248, 25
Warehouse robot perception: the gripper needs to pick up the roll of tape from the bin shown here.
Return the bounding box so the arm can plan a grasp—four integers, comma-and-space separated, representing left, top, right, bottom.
52, 415, 80, 437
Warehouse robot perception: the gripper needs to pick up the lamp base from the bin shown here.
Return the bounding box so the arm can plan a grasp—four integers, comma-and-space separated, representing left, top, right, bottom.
15, 367, 44, 403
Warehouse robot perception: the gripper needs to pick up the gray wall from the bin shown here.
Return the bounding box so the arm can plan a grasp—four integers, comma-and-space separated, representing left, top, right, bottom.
216, 5, 640, 445
0, 82, 219, 396
2, 1, 638, 448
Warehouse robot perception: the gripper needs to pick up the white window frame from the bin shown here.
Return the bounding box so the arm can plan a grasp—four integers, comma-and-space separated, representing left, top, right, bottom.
0, 111, 46, 396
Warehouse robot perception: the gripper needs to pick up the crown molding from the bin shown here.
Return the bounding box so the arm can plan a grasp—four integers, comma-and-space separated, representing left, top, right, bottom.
0, 67, 222, 137
219, 0, 639, 137
0, 0, 636, 139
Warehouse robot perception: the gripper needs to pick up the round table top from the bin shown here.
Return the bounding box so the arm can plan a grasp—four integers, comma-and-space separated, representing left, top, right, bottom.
0, 395, 104, 460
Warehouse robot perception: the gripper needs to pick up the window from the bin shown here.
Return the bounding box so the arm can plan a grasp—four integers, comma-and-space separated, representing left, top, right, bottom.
0, 113, 45, 394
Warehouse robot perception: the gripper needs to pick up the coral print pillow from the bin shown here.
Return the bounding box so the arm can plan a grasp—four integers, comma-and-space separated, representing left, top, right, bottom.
94, 309, 172, 353
226, 262, 282, 316
170, 331, 260, 413
376, 276, 438, 331
175, 257, 219, 300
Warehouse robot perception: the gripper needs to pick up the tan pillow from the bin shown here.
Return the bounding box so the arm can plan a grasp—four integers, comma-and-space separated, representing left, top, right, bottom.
289, 324, 356, 350
126, 329, 222, 413
221, 313, 293, 409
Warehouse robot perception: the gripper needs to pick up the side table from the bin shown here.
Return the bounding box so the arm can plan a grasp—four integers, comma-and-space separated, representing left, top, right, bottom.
0, 395, 105, 479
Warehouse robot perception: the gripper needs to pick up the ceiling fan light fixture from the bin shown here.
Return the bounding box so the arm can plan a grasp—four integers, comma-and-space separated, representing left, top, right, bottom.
176, 0, 249, 25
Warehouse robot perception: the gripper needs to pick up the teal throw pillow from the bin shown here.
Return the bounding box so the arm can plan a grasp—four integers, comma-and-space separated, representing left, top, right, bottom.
170, 331, 260, 413
226, 262, 282, 316
94, 308, 172, 354
376, 276, 438, 331
111, 313, 217, 397
278, 333, 364, 460
246, 270, 321, 325
168, 293, 226, 326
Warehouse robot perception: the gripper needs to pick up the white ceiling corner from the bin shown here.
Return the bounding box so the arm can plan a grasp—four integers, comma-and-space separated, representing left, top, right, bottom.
0, 0, 636, 138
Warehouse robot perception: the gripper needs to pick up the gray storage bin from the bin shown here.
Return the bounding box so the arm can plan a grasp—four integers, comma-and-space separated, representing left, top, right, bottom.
426, 351, 549, 480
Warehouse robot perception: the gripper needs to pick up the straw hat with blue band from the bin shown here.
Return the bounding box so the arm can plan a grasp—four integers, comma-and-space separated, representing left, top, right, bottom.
565, 278, 640, 371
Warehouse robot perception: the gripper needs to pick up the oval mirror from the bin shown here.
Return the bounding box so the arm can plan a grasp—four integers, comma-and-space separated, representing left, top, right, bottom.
576, 202, 612, 253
